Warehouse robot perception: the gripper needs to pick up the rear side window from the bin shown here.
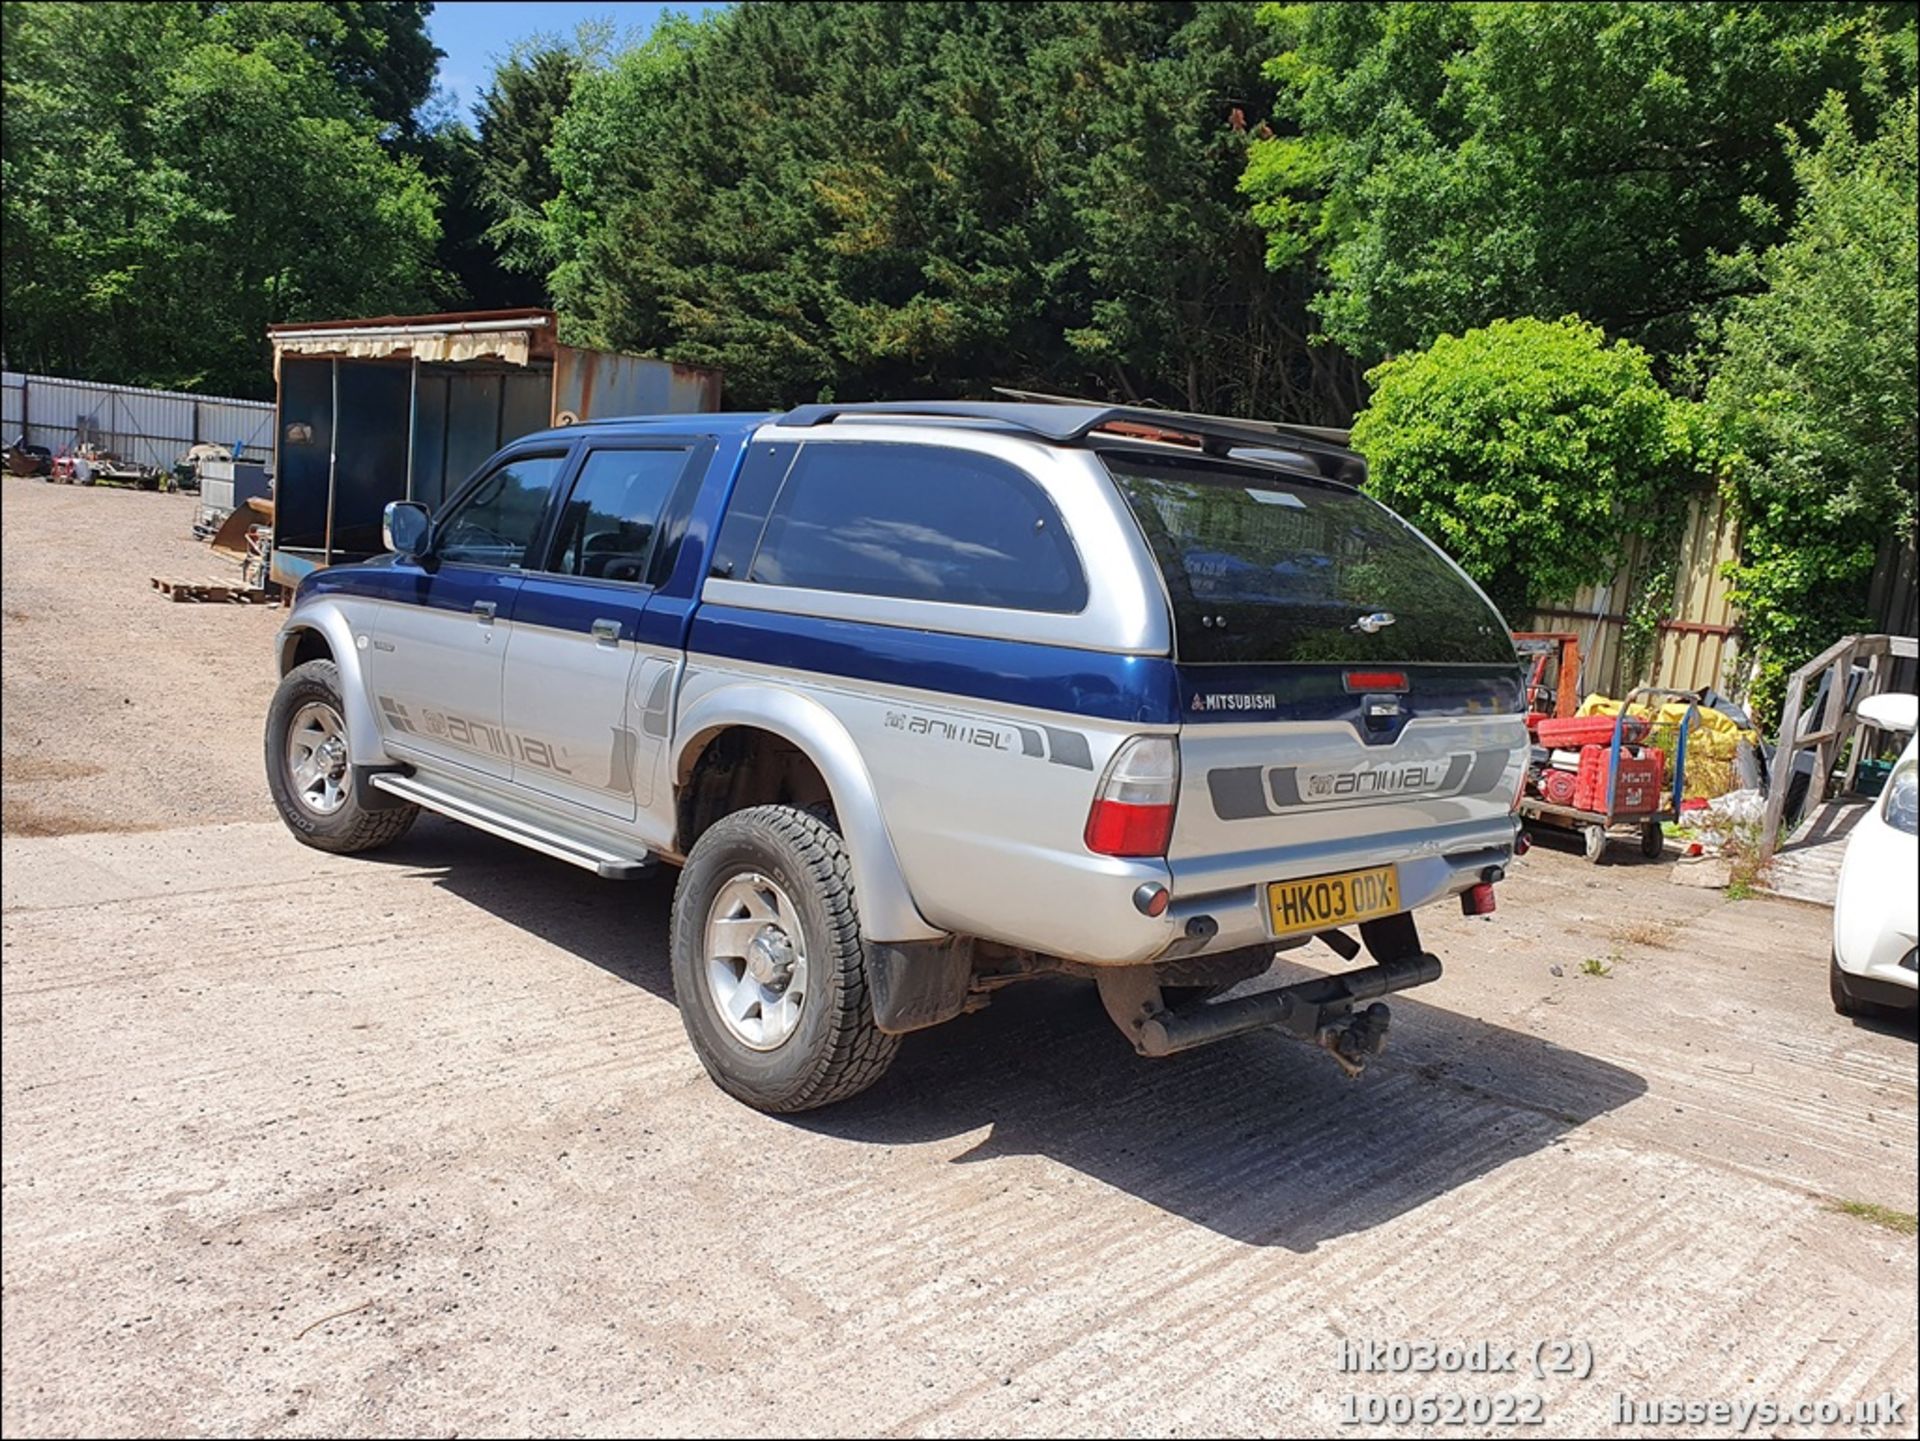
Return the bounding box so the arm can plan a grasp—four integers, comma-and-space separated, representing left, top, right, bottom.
545, 447, 690, 583
1105, 451, 1514, 665
435, 454, 567, 568
747, 442, 1086, 612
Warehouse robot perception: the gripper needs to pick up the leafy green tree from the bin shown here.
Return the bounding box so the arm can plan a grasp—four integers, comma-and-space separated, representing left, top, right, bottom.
209, 1, 443, 140
410, 112, 531, 311
475, 39, 591, 285
1033, 2, 1355, 418
541, 14, 710, 360
1708, 91, 1918, 722
1349, 316, 1704, 619
1, 2, 444, 396
1243, 2, 1919, 366
541, 2, 1356, 418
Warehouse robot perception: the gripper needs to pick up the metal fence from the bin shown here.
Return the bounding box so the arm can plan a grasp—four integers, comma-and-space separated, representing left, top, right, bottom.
2, 370, 275, 473
1527, 487, 1916, 704
1526, 489, 1745, 700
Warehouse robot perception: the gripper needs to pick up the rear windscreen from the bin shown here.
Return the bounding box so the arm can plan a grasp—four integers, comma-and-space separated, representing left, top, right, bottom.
1104, 451, 1516, 665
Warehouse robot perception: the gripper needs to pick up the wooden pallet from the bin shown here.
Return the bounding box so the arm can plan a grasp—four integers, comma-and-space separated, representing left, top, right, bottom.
149, 575, 271, 604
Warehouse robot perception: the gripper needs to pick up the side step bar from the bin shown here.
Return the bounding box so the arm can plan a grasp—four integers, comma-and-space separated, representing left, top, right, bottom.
369, 773, 654, 879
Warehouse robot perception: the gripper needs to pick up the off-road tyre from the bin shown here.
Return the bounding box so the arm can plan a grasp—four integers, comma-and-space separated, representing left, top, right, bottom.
671, 805, 898, 1112
264, 659, 418, 853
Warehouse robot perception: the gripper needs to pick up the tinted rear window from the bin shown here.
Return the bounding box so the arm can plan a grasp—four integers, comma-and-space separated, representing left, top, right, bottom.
748, 442, 1087, 612
1105, 451, 1514, 665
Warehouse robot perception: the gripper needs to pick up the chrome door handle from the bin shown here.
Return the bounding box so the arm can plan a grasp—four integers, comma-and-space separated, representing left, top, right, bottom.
591, 618, 621, 645
472, 600, 497, 625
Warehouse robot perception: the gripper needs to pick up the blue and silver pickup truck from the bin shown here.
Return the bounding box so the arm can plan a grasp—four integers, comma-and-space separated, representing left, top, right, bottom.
265, 401, 1529, 1111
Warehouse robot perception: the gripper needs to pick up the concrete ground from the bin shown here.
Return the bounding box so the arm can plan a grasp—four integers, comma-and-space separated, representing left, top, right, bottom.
3, 477, 1916, 1438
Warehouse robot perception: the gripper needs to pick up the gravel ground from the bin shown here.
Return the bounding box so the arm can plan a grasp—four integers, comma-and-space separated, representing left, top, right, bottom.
1, 476, 282, 836
2, 482, 1915, 1438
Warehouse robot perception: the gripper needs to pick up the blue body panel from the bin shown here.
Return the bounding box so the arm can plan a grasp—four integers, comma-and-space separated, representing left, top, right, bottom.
305, 555, 523, 621
512, 573, 642, 640
689, 605, 1182, 726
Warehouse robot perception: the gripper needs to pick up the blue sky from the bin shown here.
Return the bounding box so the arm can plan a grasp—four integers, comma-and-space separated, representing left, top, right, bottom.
427, 2, 705, 114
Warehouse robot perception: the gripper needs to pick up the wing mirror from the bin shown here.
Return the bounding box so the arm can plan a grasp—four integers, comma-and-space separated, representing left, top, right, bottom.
382, 500, 431, 560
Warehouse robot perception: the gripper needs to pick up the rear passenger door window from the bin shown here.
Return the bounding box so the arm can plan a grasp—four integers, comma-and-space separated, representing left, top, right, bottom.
434, 453, 567, 569
544, 446, 692, 584
748, 443, 1086, 612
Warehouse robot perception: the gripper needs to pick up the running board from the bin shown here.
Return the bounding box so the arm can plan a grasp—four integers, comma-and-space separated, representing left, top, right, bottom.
369, 773, 655, 879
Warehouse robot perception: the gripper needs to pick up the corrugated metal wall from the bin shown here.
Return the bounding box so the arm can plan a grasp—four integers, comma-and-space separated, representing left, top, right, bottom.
550, 345, 723, 423
1526, 490, 1745, 700
1, 371, 275, 471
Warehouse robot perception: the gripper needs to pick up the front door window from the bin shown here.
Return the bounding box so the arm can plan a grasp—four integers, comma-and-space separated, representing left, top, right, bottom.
434, 454, 567, 568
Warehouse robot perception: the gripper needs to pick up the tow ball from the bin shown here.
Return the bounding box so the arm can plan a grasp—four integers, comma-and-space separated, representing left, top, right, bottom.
1315, 1001, 1393, 1078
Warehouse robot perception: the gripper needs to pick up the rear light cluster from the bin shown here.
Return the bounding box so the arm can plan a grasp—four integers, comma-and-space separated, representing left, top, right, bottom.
1084, 736, 1178, 858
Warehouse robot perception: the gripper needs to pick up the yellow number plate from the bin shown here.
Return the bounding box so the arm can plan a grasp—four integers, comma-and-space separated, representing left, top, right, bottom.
1266, 865, 1400, 937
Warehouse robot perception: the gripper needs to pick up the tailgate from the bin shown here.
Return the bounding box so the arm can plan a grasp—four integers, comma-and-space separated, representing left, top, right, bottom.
1168, 665, 1526, 869
1101, 447, 1527, 886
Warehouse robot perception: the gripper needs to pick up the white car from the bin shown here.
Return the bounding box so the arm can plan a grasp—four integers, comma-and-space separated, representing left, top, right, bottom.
1831, 692, 1918, 1018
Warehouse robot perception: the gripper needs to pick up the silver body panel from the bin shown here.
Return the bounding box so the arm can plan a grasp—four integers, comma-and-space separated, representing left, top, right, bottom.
364, 569, 520, 781
674, 654, 1177, 960
277, 418, 1525, 966
737, 420, 1173, 654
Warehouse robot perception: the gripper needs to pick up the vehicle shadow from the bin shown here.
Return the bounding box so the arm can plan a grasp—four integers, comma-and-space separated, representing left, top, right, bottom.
384, 817, 1649, 1252
1839, 1007, 1920, 1042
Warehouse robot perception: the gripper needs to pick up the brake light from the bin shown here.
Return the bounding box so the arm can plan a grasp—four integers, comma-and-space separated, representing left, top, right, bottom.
1085, 736, 1178, 857
1344, 670, 1409, 693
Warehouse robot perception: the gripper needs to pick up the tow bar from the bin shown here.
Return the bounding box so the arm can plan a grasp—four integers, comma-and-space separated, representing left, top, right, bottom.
1097, 915, 1444, 1076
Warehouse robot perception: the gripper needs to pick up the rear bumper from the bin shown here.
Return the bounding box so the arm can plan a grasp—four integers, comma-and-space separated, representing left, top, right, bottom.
976, 815, 1519, 967
1157, 815, 1519, 962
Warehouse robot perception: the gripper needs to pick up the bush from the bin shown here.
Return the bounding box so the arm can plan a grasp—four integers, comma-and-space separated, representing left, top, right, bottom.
1350, 316, 1704, 620
1707, 91, 1918, 727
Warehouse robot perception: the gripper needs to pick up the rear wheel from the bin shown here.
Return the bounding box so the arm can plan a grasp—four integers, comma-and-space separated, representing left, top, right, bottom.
1639, 821, 1665, 859
1582, 824, 1608, 864
264, 659, 417, 853
671, 805, 898, 1112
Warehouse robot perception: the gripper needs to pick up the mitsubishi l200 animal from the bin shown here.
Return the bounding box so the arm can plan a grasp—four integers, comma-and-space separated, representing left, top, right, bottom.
265, 401, 1528, 1111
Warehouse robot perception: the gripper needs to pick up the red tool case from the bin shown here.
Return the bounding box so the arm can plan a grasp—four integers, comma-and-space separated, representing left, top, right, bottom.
1573, 745, 1666, 815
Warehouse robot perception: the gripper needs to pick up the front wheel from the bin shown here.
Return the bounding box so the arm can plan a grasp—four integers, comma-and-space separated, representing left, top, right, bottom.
1640, 821, 1665, 859
1830, 950, 1874, 1019
671, 806, 899, 1112
264, 659, 418, 853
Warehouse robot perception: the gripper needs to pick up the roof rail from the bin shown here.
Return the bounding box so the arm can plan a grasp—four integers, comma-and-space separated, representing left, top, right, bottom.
991, 387, 1353, 447
775, 398, 1364, 485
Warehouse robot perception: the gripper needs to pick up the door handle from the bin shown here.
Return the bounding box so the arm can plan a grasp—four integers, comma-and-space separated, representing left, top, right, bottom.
591, 618, 621, 645
472, 600, 497, 625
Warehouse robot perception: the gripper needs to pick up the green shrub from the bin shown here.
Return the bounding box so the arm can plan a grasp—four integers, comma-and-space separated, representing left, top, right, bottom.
1351, 316, 1705, 620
